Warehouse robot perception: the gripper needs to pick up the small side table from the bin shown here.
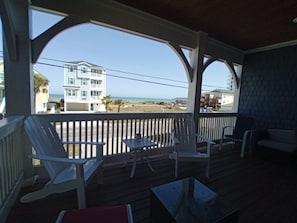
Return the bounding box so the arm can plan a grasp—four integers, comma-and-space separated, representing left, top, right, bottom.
122, 137, 157, 178
150, 177, 239, 223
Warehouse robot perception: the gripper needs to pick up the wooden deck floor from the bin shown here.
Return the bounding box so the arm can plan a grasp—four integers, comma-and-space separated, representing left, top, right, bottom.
7, 145, 297, 223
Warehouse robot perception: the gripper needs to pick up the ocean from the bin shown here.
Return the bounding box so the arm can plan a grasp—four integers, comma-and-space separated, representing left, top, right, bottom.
49, 94, 174, 103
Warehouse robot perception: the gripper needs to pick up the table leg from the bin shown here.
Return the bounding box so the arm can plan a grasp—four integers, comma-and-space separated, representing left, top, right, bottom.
130, 151, 137, 178
146, 159, 155, 172
129, 147, 154, 178
144, 148, 154, 172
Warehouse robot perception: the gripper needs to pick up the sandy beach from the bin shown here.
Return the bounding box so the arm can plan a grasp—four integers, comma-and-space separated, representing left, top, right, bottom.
49, 96, 185, 113
108, 101, 185, 113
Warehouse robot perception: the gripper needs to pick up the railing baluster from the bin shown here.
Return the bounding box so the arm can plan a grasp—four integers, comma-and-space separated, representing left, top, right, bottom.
90, 120, 94, 157
0, 116, 24, 222
84, 120, 88, 158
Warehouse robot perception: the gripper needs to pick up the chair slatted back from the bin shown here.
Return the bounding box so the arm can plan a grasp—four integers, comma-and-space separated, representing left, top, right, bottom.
24, 115, 70, 179
173, 114, 197, 152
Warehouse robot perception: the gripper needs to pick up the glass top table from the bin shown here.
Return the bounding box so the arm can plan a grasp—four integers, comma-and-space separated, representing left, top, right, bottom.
122, 137, 157, 178
150, 177, 239, 223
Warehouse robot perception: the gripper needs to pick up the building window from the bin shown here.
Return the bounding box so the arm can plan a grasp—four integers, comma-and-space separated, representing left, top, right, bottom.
68, 65, 76, 72
91, 80, 100, 84
66, 89, 77, 96
66, 90, 71, 96
68, 78, 75, 85
91, 91, 101, 96
81, 90, 87, 97
82, 67, 86, 73
82, 78, 87, 85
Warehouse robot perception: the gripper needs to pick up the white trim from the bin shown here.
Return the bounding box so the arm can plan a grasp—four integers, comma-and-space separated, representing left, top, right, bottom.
245, 39, 297, 54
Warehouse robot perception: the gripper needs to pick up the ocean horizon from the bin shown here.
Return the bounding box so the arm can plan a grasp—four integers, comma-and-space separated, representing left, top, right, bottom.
49, 94, 175, 102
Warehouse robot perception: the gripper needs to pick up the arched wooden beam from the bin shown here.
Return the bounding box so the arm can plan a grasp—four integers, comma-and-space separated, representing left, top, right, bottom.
202, 57, 217, 73
202, 57, 240, 89
226, 61, 239, 88
167, 42, 193, 82
32, 15, 89, 63
0, 0, 17, 61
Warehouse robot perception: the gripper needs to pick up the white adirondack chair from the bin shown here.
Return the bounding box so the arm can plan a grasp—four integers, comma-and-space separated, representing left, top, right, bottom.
21, 115, 105, 209
169, 115, 215, 178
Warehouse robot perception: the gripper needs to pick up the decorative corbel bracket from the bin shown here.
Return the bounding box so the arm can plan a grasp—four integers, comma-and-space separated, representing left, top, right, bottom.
32, 15, 89, 63
168, 42, 193, 82
203, 57, 240, 89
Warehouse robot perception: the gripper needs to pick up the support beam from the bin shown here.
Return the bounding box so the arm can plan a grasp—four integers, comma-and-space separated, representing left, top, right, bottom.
32, 15, 89, 63
0, 0, 17, 61
31, 0, 197, 49
187, 32, 208, 126
31, 0, 243, 64
3, 0, 34, 178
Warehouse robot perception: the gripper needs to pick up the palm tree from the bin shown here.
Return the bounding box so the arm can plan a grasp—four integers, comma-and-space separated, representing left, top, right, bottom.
101, 95, 112, 112
114, 99, 124, 112
34, 72, 48, 95
34, 71, 49, 112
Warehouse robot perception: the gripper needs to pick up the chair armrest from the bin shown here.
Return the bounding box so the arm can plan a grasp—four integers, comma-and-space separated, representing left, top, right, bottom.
196, 134, 215, 155
197, 134, 215, 145
30, 154, 87, 165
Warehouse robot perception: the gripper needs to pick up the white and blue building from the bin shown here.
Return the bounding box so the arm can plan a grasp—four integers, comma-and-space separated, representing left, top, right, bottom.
63, 61, 106, 112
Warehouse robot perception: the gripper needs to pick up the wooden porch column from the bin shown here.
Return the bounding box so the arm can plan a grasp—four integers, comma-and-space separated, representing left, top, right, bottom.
2, 0, 34, 178
187, 32, 208, 125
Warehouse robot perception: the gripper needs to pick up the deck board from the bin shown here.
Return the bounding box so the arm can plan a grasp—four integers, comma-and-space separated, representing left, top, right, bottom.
7, 145, 297, 223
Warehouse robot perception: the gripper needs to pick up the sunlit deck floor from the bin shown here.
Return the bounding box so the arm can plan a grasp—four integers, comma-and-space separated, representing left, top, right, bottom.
7, 145, 297, 223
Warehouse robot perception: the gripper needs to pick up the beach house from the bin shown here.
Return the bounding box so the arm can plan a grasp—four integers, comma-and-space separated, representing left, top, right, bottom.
63, 61, 106, 112
33, 70, 50, 113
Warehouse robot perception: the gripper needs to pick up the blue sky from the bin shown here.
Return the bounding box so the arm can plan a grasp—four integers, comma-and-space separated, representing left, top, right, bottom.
0, 10, 231, 99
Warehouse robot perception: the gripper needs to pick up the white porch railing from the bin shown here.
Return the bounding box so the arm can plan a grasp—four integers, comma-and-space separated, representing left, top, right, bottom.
0, 112, 237, 222
40, 112, 238, 163
0, 116, 24, 223
41, 113, 179, 163
199, 112, 237, 140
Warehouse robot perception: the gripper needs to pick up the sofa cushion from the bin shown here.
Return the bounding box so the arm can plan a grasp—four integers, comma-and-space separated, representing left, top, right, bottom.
267, 129, 297, 144
257, 139, 297, 153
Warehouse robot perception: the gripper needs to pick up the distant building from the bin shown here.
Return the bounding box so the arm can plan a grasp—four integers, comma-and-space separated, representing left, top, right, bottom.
173, 97, 187, 109
202, 89, 234, 112
63, 61, 106, 112
0, 62, 49, 114
227, 73, 235, 91
34, 70, 50, 113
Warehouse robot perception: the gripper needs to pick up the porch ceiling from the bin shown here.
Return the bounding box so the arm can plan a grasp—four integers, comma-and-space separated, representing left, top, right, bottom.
30, 0, 297, 52
114, 0, 297, 51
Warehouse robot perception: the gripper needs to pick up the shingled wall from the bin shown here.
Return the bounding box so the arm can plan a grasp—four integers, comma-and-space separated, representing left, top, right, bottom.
239, 45, 297, 129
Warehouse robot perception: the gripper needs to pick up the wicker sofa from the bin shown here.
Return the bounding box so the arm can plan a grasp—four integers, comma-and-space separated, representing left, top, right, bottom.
253, 129, 297, 165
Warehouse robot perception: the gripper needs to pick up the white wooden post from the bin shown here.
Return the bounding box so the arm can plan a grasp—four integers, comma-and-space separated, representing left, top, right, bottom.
2, 0, 34, 178
188, 32, 208, 125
